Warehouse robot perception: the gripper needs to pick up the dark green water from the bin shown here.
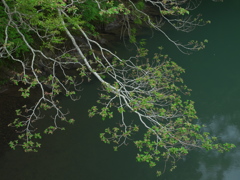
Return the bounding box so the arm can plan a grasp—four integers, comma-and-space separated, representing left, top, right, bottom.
1, 1, 240, 180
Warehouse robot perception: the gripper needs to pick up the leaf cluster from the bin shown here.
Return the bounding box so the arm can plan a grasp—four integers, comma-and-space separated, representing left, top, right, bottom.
89, 46, 235, 175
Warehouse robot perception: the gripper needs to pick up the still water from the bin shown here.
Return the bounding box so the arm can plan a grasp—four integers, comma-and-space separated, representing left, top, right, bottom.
1, 1, 240, 180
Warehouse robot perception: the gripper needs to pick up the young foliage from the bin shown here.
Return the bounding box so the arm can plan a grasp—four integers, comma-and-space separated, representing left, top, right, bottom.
90, 46, 235, 175
0, 0, 234, 177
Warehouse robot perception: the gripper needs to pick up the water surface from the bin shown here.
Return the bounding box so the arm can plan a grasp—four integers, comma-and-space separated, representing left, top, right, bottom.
1, 1, 240, 180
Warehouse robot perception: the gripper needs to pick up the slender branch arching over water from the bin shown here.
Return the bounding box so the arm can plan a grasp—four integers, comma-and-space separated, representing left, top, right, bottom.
0, 0, 235, 176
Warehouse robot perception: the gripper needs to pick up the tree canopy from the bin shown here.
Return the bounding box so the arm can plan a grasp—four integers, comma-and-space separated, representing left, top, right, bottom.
0, 0, 235, 176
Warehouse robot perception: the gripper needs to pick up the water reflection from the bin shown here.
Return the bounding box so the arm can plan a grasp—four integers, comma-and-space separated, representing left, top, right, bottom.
196, 113, 240, 180
198, 162, 222, 180
1, 0, 240, 179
